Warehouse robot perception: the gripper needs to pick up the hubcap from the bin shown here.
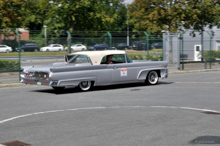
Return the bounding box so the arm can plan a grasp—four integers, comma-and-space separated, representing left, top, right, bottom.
150, 74, 155, 82
81, 81, 88, 87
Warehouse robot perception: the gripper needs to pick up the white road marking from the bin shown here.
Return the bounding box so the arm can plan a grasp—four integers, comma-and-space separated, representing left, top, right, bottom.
0, 106, 220, 124
175, 82, 220, 84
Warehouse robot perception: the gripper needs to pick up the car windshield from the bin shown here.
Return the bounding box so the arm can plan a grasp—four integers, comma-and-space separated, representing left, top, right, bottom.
48, 45, 53, 47
67, 55, 77, 63
71, 44, 76, 47
126, 55, 133, 63
94, 44, 99, 46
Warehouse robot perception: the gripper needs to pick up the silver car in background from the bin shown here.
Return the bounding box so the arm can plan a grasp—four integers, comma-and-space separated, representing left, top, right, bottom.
20, 50, 168, 91
65, 44, 87, 51
40, 44, 63, 52
0, 45, 13, 53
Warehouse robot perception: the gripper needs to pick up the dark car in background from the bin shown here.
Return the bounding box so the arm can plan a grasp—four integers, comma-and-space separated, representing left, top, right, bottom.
132, 41, 152, 50
112, 43, 129, 50
16, 43, 40, 52
89, 44, 108, 51
151, 42, 163, 49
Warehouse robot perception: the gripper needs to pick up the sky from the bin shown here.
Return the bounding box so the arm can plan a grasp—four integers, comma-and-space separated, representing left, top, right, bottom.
124, 0, 134, 4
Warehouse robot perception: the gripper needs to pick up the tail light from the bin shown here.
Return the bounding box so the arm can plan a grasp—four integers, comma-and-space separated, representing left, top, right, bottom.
26, 73, 33, 77
136, 45, 138, 47
44, 74, 49, 78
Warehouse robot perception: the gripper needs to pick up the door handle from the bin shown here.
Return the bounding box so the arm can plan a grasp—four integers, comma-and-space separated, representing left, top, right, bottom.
113, 66, 117, 69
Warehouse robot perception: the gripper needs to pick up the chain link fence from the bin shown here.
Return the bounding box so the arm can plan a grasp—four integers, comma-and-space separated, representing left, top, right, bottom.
1, 29, 220, 73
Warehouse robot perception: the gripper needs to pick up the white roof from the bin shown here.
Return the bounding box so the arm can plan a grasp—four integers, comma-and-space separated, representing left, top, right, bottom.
71, 50, 126, 65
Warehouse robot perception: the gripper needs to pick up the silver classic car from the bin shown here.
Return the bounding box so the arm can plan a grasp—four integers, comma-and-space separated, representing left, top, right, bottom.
20, 50, 168, 91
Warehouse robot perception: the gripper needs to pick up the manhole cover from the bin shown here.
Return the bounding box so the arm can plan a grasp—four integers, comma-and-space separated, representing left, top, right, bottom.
202, 111, 220, 115
1, 141, 30, 146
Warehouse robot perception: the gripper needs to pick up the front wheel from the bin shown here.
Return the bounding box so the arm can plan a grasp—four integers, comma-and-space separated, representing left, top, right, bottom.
6, 49, 9, 53
145, 71, 159, 85
34, 49, 38, 52
21, 49, 24, 52
78, 81, 92, 91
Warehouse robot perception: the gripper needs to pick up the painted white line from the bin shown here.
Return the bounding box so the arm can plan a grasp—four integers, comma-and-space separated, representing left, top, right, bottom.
175, 82, 220, 84
0, 106, 220, 125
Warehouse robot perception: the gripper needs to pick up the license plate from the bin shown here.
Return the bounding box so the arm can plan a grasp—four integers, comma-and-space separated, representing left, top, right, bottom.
37, 82, 41, 85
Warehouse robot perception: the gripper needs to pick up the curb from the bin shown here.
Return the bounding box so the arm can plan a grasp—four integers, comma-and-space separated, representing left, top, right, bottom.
169, 68, 220, 75
0, 83, 26, 88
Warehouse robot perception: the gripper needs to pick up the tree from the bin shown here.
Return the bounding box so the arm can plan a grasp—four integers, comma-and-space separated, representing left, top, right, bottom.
35, 0, 119, 32
0, 0, 26, 30
128, 0, 220, 33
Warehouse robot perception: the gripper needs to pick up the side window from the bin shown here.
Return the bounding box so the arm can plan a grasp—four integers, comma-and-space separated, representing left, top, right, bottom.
112, 54, 125, 63
101, 54, 125, 64
72, 55, 91, 63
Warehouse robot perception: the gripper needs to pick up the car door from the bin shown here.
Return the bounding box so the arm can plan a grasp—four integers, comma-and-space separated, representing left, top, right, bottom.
52, 45, 57, 51
76, 45, 82, 51
109, 54, 137, 82
26, 45, 31, 51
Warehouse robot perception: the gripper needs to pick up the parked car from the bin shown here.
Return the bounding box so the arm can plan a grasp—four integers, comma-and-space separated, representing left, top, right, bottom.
20, 50, 168, 91
65, 44, 87, 51
112, 43, 129, 50
40, 44, 63, 52
16, 43, 39, 52
132, 41, 152, 50
89, 44, 108, 51
0, 45, 12, 53
151, 42, 163, 49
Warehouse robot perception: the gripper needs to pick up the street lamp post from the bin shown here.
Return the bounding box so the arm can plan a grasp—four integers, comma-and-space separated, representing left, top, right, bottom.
201, 0, 204, 62
44, 25, 47, 45
125, 4, 129, 48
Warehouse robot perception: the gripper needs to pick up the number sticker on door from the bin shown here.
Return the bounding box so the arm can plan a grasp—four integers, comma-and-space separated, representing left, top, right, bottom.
120, 68, 127, 76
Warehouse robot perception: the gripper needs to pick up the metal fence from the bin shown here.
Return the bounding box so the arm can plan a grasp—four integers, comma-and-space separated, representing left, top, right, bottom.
1, 29, 220, 74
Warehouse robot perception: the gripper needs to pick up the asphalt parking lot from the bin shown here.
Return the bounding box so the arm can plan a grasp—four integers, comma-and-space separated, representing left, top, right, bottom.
0, 71, 220, 146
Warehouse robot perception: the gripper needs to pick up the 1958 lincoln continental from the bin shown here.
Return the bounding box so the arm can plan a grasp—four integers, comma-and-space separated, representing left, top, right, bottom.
20, 50, 168, 91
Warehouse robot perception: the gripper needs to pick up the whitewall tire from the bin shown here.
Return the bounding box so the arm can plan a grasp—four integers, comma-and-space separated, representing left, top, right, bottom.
79, 81, 92, 91
145, 71, 159, 85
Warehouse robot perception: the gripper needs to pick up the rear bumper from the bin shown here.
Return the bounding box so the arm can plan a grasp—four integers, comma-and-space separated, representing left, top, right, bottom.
20, 78, 51, 86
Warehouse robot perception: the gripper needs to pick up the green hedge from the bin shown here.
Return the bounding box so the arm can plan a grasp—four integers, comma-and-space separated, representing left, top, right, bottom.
0, 60, 19, 71
127, 54, 163, 61
202, 50, 220, 61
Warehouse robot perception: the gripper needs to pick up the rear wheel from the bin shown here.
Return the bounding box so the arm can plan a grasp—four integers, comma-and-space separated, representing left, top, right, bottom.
145, 71, 159, 85
34, 49, 38, 52
21, 49, 24, 52
78, 81, 92, 91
